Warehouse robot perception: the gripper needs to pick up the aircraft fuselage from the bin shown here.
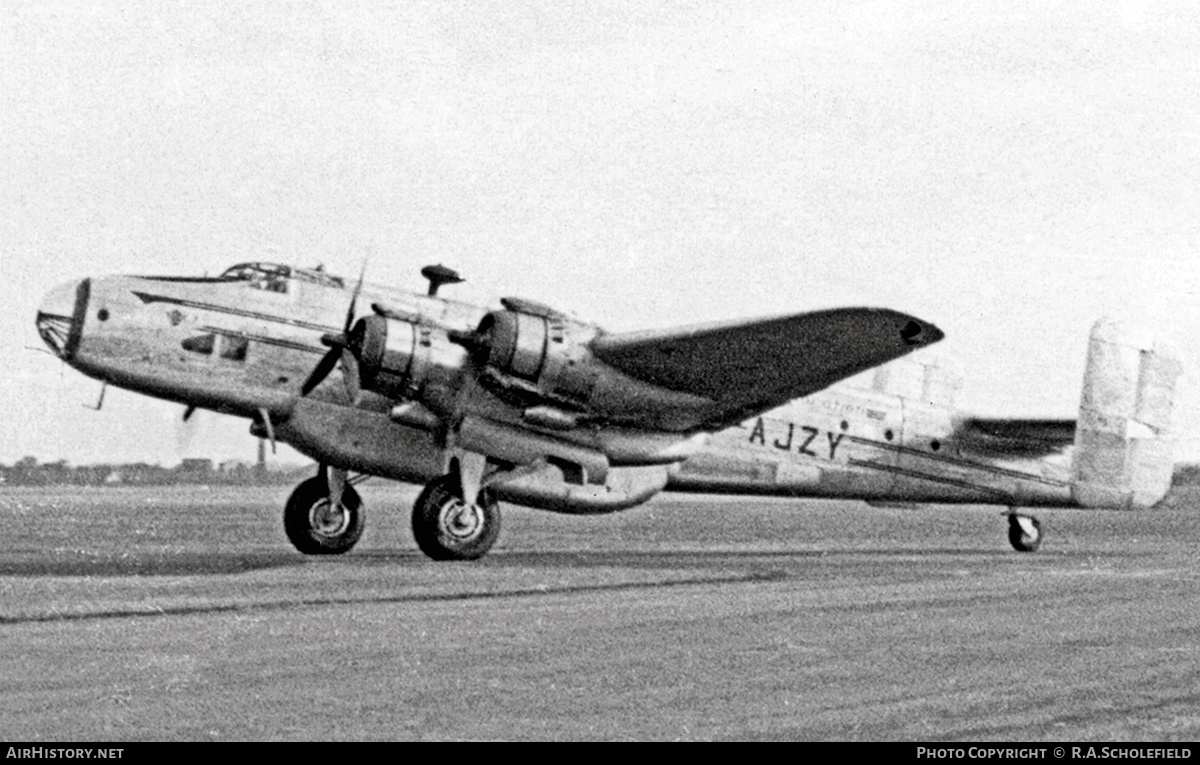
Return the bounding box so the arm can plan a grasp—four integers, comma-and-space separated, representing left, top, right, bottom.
675, 390, 1073, 507
37, 265, 1074, 512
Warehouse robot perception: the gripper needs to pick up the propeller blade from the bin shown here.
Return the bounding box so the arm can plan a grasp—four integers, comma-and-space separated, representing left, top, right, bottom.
319, 333, 350, 353
345, 261, 367, 332
301, 346, 342, 396
302, 262, 366, 399
341, 347, 360, 403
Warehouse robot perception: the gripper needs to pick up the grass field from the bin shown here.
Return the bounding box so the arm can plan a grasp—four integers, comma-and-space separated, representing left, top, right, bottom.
1, 484, 1198, 740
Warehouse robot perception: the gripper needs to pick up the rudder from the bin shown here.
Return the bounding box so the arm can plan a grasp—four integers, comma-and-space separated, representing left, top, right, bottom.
1071, 317, 1182, 509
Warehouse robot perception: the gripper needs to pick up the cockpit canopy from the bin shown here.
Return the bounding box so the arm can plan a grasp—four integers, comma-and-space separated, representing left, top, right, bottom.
219, 262, 345, 293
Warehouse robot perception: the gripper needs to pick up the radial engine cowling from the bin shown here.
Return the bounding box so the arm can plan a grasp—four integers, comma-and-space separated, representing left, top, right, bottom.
353, 314, 468, 409
474, 303, 712, 429
476, 305, 602, 407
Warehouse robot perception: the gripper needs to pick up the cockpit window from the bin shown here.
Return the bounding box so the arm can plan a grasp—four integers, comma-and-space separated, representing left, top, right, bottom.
218, 262, 345, 291
220, 262, 290, 293
293, 266, 345, 288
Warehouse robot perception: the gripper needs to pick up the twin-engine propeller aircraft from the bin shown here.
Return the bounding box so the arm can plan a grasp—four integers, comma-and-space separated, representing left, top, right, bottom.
36, 262, 1180, 558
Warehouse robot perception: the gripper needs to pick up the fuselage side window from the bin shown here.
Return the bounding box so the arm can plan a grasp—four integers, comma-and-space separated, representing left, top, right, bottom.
182, 334, 215, 355
219, 335, 249, 362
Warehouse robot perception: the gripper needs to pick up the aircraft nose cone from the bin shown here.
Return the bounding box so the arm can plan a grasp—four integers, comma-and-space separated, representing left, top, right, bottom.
36, 278, 89, 360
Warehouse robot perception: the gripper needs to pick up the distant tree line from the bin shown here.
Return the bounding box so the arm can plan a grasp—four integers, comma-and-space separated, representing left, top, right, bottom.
5, 457, 1199, 490
0, 456, 312, 486
1171, 463, 1200, 487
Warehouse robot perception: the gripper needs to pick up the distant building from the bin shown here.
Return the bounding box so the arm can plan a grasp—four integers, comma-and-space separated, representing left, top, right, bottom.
178, 458, 213, 475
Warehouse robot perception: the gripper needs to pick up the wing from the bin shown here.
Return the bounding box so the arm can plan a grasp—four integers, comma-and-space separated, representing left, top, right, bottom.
591, 308, 943, 430
955, 418, 1076, 457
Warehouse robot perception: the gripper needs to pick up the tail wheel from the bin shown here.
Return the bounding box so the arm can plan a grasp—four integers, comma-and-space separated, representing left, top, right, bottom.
412, 476, 501, 561
1007, 513, 1042, 553
284, 476, 364, 555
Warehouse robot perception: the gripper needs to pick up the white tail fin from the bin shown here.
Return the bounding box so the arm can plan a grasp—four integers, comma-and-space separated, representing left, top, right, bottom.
871, 354, 963, 409
1071, 317, 1181, 509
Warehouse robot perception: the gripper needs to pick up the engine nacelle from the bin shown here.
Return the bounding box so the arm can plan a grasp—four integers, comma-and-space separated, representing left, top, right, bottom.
353, 314, 469, 414
347, 299, 712, 435
476, 303, 601, 407
475, 302, 712, 429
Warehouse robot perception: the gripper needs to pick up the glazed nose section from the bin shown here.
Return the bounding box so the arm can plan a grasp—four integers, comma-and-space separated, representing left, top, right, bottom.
36, 278, 90, 360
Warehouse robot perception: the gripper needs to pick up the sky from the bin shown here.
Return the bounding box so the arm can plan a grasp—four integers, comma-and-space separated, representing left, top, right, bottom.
3, 0, 1200, 467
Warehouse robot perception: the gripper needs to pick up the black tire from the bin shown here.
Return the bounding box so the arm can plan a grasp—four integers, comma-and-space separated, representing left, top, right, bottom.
412, 476, 501, 561
284, 476, 364, 555
1007, 513, 1042, 553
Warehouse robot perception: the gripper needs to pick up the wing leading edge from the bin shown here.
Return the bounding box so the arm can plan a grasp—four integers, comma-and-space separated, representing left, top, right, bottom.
592, 308, 944, 430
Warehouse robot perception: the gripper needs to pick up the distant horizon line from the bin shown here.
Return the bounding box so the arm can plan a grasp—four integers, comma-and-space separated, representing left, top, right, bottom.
1, 456, 313, 470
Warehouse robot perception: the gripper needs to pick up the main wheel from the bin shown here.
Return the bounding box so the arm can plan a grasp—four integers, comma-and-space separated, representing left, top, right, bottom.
1007, 513, 1042, 553
284, 476, 364, 555
412, 476, 501, 561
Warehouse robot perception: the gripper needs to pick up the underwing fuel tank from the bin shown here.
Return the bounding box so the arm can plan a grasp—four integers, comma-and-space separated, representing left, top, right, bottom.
1070, 317, 1181, 510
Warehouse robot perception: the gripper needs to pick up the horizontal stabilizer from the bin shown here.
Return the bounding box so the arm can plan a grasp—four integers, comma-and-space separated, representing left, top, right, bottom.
592, 308, 943, 430
956, 418, 1076, 457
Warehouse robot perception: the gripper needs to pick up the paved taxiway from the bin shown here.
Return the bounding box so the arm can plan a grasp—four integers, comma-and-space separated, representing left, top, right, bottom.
1, 484, 1198, 740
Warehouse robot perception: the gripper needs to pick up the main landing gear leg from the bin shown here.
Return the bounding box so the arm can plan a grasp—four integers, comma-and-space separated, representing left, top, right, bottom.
283, 465, 365, 555
412, 461, 501, 561
1006, 510, 1042, 553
